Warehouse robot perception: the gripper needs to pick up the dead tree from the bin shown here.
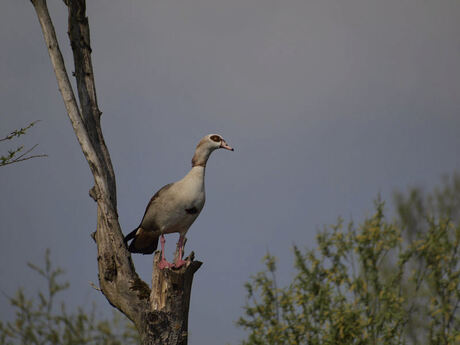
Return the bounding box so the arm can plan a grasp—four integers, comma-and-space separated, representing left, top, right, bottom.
30, 1, 202, 344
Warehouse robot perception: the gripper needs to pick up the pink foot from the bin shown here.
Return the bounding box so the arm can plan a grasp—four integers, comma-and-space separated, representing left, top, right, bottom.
158, 234, 173, 269
173, 235, 187, 268
158, 258, 173, 269
173, 259, 187, 268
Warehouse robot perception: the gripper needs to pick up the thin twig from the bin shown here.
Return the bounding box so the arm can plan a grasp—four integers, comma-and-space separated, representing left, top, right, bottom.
1, 154, 48, 167
1, 144, 47, 167
12, 144, 39, 161
0, 121, 40, 142
89, 281, 102, 292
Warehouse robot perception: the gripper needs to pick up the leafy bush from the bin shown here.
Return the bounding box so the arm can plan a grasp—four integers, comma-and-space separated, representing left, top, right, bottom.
238, 176, 460, 345
0, 250, 139, 345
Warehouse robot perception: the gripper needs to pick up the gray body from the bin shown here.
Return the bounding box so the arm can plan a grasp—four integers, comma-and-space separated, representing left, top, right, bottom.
141, 167, 206, 237
124, 134, 233, 255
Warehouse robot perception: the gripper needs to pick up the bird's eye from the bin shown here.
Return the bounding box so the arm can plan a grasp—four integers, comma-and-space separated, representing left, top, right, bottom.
210, 135, 221, 142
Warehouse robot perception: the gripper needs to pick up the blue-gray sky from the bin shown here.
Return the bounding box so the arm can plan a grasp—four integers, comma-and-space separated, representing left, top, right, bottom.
1, 0, 460, 344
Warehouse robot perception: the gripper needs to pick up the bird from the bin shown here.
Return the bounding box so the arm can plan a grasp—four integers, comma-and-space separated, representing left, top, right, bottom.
124, 134, 234, 269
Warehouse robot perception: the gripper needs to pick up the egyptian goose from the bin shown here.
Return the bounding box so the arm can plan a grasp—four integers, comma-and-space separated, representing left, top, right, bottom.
124, 134, 233, 269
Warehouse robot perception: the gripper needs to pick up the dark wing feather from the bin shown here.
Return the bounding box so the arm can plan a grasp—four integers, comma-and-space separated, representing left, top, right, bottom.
139, 183, 173, 224
124, 183, 174, 255
124, 227, 159, 254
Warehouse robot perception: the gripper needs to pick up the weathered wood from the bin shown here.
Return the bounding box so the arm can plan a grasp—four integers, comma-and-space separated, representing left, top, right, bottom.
139, 253, 202, 345
30, 1, 202, 343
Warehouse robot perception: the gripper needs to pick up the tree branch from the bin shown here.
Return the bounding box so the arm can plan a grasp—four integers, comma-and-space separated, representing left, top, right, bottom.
30, 1, 202, 343
31, 0, 146, 323
0, 121, 40, 142
0, 122, 47, 167
0, 144, 47, 167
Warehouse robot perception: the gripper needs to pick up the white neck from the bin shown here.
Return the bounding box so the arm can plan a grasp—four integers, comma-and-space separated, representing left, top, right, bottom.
191, 144, 215, 167
181, 165, 206, 193
187, 165, 206, 180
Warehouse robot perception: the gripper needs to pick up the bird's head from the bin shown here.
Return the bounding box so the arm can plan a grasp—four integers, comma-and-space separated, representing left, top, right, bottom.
207, 134, 234, 152
192, 134, 234, 167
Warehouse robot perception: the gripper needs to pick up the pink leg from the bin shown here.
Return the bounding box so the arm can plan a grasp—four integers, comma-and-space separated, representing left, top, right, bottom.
158, 234, 173, 269
174, 235, 187, 268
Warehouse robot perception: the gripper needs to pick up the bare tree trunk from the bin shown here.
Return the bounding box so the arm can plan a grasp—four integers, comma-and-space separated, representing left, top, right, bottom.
30, 1, 201, 344
145, 253, 202, 345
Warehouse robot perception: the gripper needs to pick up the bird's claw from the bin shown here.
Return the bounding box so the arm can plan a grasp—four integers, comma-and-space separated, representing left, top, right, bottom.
173, 259, 188, 269
158, 259, 174, 270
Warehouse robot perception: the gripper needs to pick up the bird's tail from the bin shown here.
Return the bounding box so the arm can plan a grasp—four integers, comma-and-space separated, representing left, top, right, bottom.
124, 227, 159, 255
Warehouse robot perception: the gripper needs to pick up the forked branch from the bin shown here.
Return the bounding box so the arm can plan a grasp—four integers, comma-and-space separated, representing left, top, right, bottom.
30, 1, 201, 344
31, 0, 145, 321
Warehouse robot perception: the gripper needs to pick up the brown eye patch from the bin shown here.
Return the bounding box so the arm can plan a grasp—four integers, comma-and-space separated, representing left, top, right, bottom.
210, 135, 221, 142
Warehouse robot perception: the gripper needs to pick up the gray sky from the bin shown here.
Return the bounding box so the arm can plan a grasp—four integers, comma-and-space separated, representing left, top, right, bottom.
1, 0, 460, 344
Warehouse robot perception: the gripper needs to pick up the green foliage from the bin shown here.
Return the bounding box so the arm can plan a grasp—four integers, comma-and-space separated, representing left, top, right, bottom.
394, 174, 460, 344
238, 178, 460, 345
0, 121, 46, 167
0, 249, 139, 345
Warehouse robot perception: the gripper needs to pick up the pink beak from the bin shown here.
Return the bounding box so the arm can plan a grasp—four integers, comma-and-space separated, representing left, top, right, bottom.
220, 141, 234, 151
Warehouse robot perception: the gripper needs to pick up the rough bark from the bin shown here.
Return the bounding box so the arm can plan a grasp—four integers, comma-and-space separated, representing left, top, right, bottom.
30, 1, 201, 344
144, 253, 202, 345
